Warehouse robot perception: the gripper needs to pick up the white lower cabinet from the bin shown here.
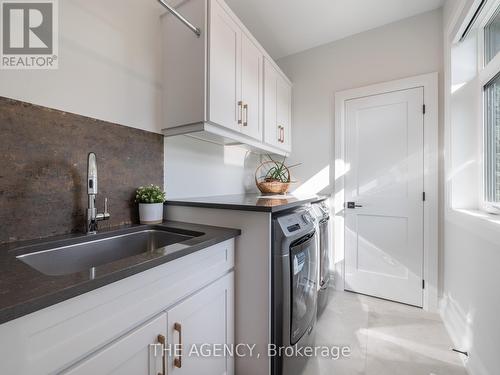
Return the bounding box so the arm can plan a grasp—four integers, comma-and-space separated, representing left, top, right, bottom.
64, 272, 234, 375
64, 314, 167, 375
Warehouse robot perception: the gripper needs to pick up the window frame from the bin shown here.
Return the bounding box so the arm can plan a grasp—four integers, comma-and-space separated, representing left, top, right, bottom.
478, 0, 500, 213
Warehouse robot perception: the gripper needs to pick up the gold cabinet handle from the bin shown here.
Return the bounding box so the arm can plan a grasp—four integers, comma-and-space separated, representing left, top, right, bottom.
174, 323, 182, 368
237, 101, 243, 124
243, 103, 248, 126
157, 334, 166, 375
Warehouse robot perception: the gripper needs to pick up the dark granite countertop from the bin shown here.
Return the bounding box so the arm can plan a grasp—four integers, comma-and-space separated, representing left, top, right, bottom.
0, 221, 240, 324
166, 193, 328, 213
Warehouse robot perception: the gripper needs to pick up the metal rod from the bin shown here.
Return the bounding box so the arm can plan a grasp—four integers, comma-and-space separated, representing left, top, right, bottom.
158, 0, 201, 37
452, 348, 469, 357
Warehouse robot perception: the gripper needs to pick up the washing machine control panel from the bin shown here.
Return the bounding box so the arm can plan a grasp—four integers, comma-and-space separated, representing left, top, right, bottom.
276, 209, 315, 236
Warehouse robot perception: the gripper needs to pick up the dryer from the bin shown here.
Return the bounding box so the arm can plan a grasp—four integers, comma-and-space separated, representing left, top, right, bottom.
312, 199, 331, 317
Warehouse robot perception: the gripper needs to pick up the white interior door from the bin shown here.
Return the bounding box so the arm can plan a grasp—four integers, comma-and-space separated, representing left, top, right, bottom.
344, 87, 424, 307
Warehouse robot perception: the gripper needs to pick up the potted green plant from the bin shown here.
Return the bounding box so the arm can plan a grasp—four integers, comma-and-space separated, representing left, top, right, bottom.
135, 185, 166, 224
255, 155, 300, 195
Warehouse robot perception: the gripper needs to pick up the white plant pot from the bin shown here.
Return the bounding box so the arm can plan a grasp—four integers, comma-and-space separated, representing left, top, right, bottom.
139, 203, 163, 224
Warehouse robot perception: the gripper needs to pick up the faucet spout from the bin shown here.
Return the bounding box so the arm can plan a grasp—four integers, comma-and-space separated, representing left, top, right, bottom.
86, 152, 110, 234
87, 152, 98, 195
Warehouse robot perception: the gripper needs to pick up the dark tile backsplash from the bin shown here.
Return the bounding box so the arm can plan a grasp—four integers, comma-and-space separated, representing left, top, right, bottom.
0, 97, 164, 244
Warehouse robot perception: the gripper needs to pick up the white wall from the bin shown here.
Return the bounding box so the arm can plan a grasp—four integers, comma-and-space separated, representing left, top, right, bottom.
441, 1, 500, 374
0, 0, 257, 199
277, 9, 444, 197
0, 0, 164, 134
277, 9, 444, 290
164, 136, 259, 199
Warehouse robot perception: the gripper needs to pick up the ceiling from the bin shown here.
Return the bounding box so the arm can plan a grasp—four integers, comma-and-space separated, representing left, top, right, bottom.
224, 0, 445, 59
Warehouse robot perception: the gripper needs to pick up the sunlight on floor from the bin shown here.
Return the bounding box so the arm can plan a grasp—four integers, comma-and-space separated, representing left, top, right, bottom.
302, 290, 468, 375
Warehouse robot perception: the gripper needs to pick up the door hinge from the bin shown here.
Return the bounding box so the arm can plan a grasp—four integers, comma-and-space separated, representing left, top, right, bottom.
423, 192, 426, 201
423, 104, 426, 114
422, 280, 425, 289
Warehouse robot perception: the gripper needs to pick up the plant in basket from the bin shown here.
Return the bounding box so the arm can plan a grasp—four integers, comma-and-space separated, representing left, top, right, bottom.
255, 155, 301, 195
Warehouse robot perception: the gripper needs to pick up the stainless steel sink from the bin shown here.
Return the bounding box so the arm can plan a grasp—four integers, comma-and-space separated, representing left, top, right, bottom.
16, 229, 197, 276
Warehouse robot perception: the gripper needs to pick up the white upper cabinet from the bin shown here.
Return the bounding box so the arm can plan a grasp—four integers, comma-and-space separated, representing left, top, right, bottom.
209, 0, 241, 132
264, 58, 292, 152
240, 32, 263, 140
162, 0, 291, 155
209, 1, 262, 140
277, 72, 292, 151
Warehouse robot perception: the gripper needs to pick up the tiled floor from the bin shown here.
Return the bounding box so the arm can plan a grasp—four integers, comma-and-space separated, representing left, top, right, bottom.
302, 290, 468, 375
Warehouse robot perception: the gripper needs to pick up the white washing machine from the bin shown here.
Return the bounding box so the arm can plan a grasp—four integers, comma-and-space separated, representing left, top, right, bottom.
311, 199, 331, 317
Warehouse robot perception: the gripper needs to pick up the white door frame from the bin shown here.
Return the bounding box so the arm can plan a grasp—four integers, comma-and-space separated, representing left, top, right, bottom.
333, 72, 439, 312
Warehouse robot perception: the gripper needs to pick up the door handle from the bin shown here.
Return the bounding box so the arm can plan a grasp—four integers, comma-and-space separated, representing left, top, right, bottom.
238, 101, 243, 124
174, 322, 182, 368
346, 202, 363, 209
278, 125, 284, 143
243, 103, 248, 126
156, 334, 166, 375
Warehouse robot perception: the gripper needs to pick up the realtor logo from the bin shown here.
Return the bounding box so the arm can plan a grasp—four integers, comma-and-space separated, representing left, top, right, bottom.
1, 0, 58, 69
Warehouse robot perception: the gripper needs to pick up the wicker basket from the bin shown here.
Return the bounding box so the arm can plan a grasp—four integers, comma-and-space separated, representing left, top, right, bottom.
255, 161, 291, 195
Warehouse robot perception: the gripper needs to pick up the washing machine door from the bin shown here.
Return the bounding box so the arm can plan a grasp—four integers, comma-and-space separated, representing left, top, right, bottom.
289, 231, 318, 345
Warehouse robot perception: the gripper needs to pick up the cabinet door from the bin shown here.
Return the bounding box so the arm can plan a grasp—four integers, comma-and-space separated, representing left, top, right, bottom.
64, 314, 166, 375
264, 58, 292, 151
277, 74, 292, 152
167, 272, 234, 375
240, 32, 263, 140
209, 0, 241, 131
264, 58, 279, 147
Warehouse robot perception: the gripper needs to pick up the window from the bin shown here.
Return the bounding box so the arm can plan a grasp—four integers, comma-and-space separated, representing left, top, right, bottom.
485, 6, 500, 63
484, 74, 500, 203
483, 3, 500, 207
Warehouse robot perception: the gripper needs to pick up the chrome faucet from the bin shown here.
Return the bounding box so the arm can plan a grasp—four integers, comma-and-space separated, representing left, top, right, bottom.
87, 152, 110, 234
